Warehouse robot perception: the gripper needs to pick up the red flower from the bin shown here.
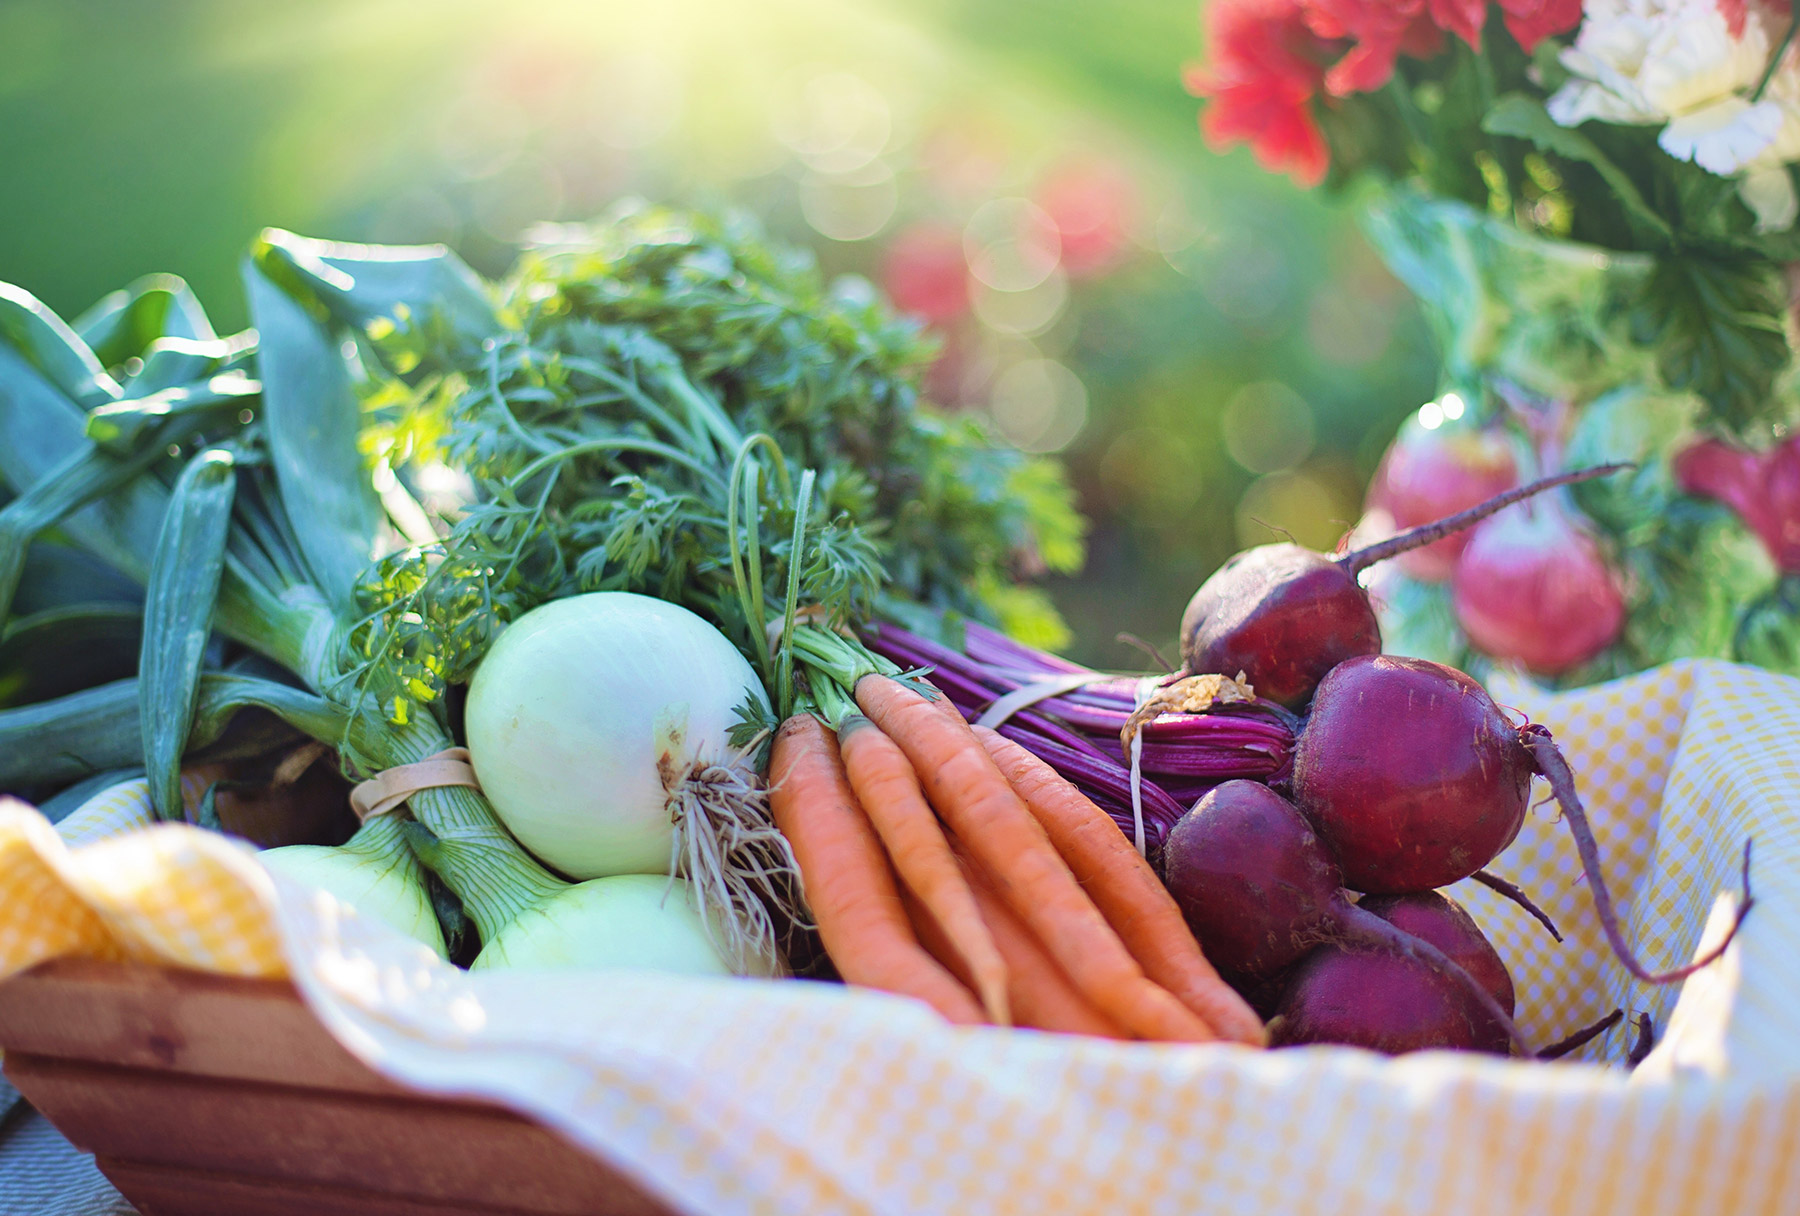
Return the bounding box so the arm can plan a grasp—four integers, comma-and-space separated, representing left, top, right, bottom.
1305, 0, 1485, 95
1188, 0, 1333, 186
1496, 0, 1583, 51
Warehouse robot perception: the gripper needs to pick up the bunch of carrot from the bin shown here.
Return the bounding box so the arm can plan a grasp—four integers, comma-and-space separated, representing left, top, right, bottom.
768, 669, 1266, 1046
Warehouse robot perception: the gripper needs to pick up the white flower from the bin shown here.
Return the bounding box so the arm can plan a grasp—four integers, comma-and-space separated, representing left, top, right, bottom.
1549, 0, 1800, 228
1658, 95, 1785, 173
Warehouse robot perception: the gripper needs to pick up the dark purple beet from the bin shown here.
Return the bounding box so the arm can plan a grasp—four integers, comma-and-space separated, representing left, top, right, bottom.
1292, 654, 1532, 894
1360, 891, 1514, 1017
1179, 546, 1380, 711
1178, 466, 1627, 710
1163, 780, 1531, 1053
1163, 780, 1340, 979
1269, 943, 1512, 1056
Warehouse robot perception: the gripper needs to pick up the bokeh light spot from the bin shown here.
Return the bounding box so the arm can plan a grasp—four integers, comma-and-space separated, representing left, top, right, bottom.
964, 198, 1061, 292
972, 267, 1068, 336
989, 358, 1089, 453
776, 71, 891, 174
1221, 381, 1315, 474
1234, 468, 1357, 551
798, 161, 896, 242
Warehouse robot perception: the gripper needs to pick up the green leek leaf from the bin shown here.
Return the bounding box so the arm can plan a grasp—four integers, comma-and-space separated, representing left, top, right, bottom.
141, 448, 237, 820
71, 273, 216, 371
0, 341, 169, 585
242, 259, 382, 613
0, 603, 141, 709
0, 283, 121, 409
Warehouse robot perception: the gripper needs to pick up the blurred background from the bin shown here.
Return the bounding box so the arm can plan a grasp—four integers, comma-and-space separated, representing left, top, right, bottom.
0, 0, 1438, 665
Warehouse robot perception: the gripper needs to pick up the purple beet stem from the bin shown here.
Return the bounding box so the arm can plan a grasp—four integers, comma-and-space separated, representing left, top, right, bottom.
866, 621, 1295, 848
1522, 725, 1753, 984
1340, 463, 1632, 578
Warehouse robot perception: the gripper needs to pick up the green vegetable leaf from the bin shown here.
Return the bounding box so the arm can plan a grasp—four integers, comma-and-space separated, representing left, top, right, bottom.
243, 256, 384, 613
1482, 94, 1673, 246
0, 341, 169, 585
1629, 255, 1790, 436
72, 274, 217, 371
0, 283, 121, 408
140, 448, 237, 820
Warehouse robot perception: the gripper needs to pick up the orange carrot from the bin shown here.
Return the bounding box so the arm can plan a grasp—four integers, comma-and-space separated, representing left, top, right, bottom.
974, 724, 1267, 1047
902, 854, 1126, 1039
837, 714, 1011, 1026
854, 674, 1219, 1044
769, 714, 986, 1026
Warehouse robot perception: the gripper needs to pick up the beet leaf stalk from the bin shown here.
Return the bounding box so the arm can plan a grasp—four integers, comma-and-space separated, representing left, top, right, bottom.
1339, 464, 1633, 577
865, 620, 1295, 850
1521, 725, 1754, 983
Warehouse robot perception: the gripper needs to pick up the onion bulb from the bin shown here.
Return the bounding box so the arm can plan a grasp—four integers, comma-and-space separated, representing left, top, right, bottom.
1451, 497, 1625, 675
261, 816, 447, 957
465, 592, 797, 973
471, 874, 752, 975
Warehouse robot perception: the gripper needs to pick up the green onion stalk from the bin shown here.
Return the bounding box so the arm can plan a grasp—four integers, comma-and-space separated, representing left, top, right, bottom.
0, 257, 568, 960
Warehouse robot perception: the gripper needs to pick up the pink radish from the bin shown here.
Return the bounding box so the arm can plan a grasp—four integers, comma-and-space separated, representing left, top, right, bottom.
1450, 495, 1626, 675
1369, 420, 1518, 581
1676, 434, 1800, 573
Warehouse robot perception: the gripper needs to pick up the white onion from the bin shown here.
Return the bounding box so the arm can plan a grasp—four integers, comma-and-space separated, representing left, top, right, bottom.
465, 592, 766, 879
471, 874, 749, 975
261, 836, 447, 957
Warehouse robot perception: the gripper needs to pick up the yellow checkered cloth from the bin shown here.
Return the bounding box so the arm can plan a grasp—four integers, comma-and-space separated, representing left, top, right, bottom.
1, 658, 1796, 1216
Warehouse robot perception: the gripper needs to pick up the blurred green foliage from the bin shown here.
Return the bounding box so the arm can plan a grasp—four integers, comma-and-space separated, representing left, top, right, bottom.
0, 0, 1437, 667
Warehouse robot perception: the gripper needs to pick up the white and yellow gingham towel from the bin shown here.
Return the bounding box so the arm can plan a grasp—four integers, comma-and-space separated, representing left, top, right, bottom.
2, 658, 1797, 1216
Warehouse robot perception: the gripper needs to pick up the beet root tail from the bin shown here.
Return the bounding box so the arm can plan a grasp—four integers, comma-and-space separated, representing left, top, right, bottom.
1628, 1012, 1657, 1067
1536, 1008, 1623, 1060
1521, 725, 1754, 985
1339, 463, 1632, 579
1472, 868, 1564, 943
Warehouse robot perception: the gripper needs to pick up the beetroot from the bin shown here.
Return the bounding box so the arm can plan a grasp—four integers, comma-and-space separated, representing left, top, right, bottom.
1360, 891, 1514, 1016
1292, 654, 1532, 894
1522, 727, 1753, 985
1179, 545, 1382, 712
1269, 942, 1512, 1055
1179, 466, 1626, 709
1163, 780, 1530, 1052
1162, 780, 1340, 980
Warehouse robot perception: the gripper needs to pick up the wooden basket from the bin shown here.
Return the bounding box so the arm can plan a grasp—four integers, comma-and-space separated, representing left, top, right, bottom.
0, 958, 681, 1216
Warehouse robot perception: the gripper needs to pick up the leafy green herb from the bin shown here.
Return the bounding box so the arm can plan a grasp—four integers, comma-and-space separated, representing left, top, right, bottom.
342, 205, 1083, 726
1629, 257, 1790, 435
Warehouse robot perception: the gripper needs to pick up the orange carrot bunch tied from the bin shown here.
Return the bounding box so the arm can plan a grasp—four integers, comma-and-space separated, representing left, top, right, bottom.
770, 627, 1264, 1046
